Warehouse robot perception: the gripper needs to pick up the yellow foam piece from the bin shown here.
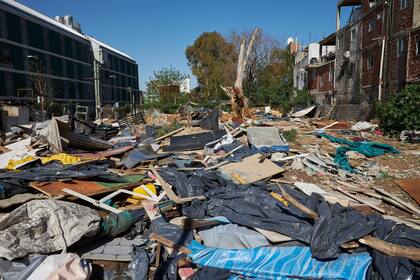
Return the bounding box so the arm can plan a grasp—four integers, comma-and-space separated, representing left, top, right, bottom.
132, 183, 157, 200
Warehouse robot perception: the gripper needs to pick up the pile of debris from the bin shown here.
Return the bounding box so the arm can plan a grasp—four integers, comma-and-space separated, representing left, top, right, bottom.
0, 108, 419, 280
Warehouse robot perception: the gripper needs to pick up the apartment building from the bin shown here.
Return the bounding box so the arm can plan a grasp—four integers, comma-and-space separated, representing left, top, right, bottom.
0, 0, 139, 115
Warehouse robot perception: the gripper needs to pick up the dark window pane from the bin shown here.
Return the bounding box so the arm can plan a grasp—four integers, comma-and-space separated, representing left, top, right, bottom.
66, 61, 75, 78
68, 81, 76, 99
54, 79, 65, 99
50, 56, 63, 76
48, 30, 62, 54
64, 37, 74, 58
26, 20, 44, 49
7, 12, 22, 43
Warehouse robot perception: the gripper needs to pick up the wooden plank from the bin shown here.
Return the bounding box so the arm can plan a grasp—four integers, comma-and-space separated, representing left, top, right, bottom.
155, 126, 185, 143
150, 165, 206, 204
373, 187, 420, 216
149, 233, 192, 255
334, 186, 386, 214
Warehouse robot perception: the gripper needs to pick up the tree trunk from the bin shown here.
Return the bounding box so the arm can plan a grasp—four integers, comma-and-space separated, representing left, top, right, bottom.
222, 28, 260, 122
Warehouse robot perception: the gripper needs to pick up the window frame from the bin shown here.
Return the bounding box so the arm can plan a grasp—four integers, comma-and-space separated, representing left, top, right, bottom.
416, 39, 420, 56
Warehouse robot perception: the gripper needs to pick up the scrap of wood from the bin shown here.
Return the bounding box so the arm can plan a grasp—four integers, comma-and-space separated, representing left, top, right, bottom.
334, 186, 386, 214
361, 190, 413, 215
155, 126, 185, 143
277, 184, 319, 220
149, 233, 192, 255
373, 187, 420, 216
359, 235, 420, 261
150, 165, 206, 204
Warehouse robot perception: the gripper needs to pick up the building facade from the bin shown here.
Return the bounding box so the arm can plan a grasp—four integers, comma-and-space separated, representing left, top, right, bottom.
0, 0, 139, 115
292, 0, 418, 120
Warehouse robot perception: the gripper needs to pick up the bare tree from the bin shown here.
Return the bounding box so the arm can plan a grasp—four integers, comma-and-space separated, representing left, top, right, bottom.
28, 57, 54, 121
227, 29, 282, 94
221, 28, 260, 121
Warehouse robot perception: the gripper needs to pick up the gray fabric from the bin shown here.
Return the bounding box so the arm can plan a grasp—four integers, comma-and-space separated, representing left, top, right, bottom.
198, 224, 269, 249
0, 193, 48, 209
0, 200, 101, 260
0, 255, 46, 280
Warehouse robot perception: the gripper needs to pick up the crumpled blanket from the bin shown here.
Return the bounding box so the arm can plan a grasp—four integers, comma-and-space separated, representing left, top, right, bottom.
317, 133, 399, 172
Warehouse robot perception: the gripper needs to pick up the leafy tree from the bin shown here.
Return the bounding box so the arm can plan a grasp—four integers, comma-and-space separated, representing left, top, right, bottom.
144, 66, 189, 110
375, 84, 420, 135
146, 66, 189, 96
185, 32, 237, 100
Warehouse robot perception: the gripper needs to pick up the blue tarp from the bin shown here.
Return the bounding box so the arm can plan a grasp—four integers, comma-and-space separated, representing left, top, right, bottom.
318, 133, 399, 172
187, 241, 372, 280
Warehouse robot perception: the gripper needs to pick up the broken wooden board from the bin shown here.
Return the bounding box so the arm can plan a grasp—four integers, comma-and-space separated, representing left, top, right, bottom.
71, 145, 135, 160
30, 175, 144, 197
219, 154, 285, 184
394, 178, 420, 205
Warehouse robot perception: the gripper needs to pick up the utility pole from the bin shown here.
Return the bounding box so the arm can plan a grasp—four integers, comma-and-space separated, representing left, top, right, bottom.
93, 60, 102, 120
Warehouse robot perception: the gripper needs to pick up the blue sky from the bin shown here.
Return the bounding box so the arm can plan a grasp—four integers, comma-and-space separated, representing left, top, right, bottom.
19, 0, 349, 90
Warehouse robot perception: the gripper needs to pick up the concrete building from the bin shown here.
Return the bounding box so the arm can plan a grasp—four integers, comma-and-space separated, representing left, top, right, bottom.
0, 0, 139, 117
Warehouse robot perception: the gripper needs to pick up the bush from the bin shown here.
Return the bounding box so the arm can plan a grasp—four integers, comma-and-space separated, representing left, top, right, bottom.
375, 84, 420, 136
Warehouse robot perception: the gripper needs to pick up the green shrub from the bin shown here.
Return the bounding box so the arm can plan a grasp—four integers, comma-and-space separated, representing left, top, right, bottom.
375, 85, 420, 136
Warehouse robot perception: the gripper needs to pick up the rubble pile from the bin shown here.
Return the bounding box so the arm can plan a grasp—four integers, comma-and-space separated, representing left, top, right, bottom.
0, 108, 419, 280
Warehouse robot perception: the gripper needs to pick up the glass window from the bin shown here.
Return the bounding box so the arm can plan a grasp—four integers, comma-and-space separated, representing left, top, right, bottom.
416, 40, 420, 56
66, 61, 75, 78
64, 37, 74, 58
397, 38, 406, 57
54, 79, 65, 99
0, 71, 6, 96
26, 20, 44, 49
351, 29, 356, 42
48, 30, 62, 54
68, 81, 76, 99
400, 0, 409, 9
7, 12, 22, 43
0, 11, 6, 39
13, 73, 27, 96
50, 56, 63, 76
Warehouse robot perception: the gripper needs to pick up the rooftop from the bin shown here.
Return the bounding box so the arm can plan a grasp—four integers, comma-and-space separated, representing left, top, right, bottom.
1, 0, 134, 61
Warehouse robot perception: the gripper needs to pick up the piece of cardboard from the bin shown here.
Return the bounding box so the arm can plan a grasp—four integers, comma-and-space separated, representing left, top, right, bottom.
219, 154, 285, 184
394, 178, 420, 205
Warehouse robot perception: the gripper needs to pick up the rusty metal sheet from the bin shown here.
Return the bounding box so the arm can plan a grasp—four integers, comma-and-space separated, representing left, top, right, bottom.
30, 180, 106, 197
394, 178, 420, 205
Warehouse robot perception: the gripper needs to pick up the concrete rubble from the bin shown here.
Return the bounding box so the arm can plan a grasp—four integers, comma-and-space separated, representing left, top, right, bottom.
0, 107, 419, 280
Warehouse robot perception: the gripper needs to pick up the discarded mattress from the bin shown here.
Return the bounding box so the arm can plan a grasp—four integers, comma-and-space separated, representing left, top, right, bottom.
163, 131, 226, 152
187, 241, 372, 279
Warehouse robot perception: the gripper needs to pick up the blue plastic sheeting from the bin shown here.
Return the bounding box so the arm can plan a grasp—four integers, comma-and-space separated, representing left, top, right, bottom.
187, 241, 372, 280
